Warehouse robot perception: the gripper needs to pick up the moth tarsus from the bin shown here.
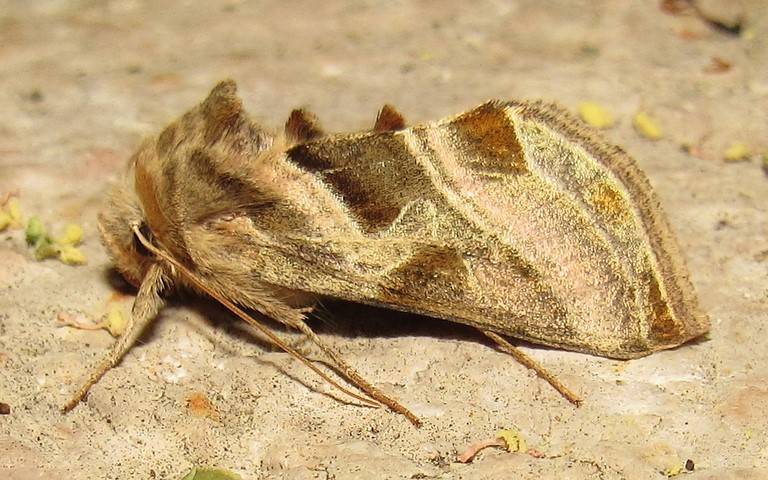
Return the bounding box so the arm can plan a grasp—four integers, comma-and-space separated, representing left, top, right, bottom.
68, 79, 708, 424
482, 330, 582, 406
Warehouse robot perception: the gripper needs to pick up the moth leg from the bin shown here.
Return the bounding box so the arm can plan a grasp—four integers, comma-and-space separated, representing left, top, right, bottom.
290, 318, 422, 427
62, 264, 167, 413
220, 299, 422, 425
481, 330, 582, 406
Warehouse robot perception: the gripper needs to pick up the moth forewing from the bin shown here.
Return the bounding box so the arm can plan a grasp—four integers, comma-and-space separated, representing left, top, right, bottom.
69, 80, 709, 425
278, 100, 708, 358
508, 102, 708, 356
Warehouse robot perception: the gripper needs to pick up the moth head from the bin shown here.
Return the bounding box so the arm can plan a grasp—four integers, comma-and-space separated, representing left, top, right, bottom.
98, 151, 156, 288
99, 79, 275, 289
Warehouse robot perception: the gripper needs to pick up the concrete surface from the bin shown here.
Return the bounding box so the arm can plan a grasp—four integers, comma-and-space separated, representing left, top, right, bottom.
1, 1, 767, 479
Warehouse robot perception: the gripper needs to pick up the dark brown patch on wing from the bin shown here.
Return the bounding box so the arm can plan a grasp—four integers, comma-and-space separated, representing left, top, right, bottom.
646, 273, 681, 345
380, 245, 470, 305
448, 102, 528, 175
174, 149, 272, 224
373, 104, 407, 132
287, 133, 437, 233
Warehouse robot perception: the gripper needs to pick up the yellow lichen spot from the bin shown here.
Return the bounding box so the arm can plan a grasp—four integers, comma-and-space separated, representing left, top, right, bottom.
25, 216, 46, 245
633, 111, 663, 140
59, 245, 87, 265
723, 142, 750, 162
578, 101, 615, 129
57, 223, 85, 246
496, 429, 527, 453
104, 304, 129, 337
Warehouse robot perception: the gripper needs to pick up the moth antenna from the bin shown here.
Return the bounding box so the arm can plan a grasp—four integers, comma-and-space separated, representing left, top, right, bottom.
285, 109, 325, 145
129, 225, 421, 425
63, 262, 167, 413
373, 104, 406, 132
481, 330, 582, 406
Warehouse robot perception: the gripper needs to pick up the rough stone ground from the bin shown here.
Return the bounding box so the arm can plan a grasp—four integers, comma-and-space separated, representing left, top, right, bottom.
1, 1, 767, 479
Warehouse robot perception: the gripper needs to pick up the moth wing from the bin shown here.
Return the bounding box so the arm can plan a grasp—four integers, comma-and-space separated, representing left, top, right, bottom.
276, 100, 707, 359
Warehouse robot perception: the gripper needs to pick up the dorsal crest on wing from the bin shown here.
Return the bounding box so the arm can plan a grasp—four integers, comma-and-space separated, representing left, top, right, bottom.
285, 109, 326, 146
140, 80, 282, 236
373, 104, 407, 132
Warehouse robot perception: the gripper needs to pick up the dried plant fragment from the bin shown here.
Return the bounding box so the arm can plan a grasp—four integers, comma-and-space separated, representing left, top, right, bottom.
103, 304, 129, 337
496, 429, 527, 453
186, 392, 221, 421
4, 197, 23, 229
661, 0, 744, 36
59, 245, 87, 265
458, 429, 531, 463
703, 57, 732, 74
458, 437, 506, 463
578, 101, 615, 129
24, 216, 87, 265
57, 223, 85, 246
0, 196, 22, 231
57, 304, 129, 337
57, 311, 104, 331
634, 111, 664, 140
0, 211, 11, 231
65, 80, 709, 425
723, 142, 750, 162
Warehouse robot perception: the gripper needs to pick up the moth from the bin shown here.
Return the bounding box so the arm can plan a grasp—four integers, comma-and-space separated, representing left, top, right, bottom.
64, 80, 709, 426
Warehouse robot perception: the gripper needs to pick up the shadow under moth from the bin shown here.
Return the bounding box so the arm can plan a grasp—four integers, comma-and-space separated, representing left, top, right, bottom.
64, 80, 709, 426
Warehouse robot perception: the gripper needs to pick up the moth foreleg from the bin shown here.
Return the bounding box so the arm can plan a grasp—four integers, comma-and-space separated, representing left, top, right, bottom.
481, 330, 582, 406
62, 263, 167, 413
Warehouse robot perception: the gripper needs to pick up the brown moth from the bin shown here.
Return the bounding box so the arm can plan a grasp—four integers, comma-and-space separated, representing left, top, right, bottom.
64, 80, 709, 425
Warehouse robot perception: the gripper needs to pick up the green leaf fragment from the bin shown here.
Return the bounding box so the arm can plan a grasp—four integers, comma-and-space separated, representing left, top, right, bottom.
179, 467, 243, 480
26, 216, 46, 245
34, 236, 59, 260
